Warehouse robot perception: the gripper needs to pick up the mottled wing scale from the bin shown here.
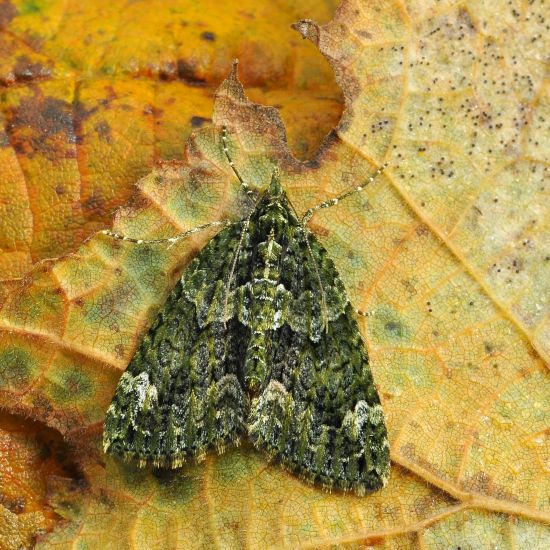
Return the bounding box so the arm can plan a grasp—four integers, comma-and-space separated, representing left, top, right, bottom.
103, 222, 250, 467
243, 178, 390, 493
104, 174, 390, 494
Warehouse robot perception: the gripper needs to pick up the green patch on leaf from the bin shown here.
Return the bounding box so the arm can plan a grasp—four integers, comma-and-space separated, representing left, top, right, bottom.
45, 364, 94, 402
0, 346, 35, 391
370, 305, 412, 344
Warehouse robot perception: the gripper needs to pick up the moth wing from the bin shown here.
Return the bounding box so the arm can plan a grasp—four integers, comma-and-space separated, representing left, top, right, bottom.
248, 229, 390, 494
103, 222, 249, 467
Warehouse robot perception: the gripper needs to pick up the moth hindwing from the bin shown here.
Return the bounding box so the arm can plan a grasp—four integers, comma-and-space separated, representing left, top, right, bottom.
103, 173, 390, 495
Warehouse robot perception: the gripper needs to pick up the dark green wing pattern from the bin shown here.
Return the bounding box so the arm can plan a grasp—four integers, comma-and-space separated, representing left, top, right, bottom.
243, 178, 390, 494
103, 221, 251, 467
104, 174, 390, 494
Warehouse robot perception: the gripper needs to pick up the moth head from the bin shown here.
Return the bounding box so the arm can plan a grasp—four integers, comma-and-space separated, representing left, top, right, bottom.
267, 168, 283, 199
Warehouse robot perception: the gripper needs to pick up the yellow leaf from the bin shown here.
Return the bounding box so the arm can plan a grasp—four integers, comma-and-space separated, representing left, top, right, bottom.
0, 411, 70, 549
0, 0, 341, 280
0, 0, 549, 548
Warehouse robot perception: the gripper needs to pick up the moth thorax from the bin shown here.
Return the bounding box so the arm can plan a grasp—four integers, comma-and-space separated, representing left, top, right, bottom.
256, 237, 282, 281
257, 204, 291, 237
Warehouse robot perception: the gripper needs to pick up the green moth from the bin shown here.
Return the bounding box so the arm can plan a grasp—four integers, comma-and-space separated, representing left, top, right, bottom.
103, 128, 390, 495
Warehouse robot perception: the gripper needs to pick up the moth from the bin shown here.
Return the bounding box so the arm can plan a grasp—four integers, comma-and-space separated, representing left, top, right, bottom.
103, 127, 390, 495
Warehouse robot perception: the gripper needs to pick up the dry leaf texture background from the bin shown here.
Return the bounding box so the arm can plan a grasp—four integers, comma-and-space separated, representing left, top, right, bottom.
0, 0, 549, 548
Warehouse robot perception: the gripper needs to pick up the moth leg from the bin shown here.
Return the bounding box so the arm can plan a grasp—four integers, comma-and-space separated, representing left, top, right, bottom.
302, 163, 388, 224
100, 219, 234, 248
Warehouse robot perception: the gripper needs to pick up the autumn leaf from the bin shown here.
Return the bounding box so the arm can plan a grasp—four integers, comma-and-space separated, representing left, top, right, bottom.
0, 0, 341, 282
0, 0, 549, 548
0, 411, 70, 550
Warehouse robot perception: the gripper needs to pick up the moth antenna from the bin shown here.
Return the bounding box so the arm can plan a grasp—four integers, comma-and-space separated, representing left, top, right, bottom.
355, 308, 374, 317
221, 125, 256, 199
100, 220, 233, 248
303, 231, 330, 332
222, 217, 251, 321
220, 127, 270, 320
302, 162, 389, 224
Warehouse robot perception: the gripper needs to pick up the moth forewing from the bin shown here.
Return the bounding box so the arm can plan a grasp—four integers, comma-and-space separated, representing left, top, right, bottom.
104, 142, 390, 496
